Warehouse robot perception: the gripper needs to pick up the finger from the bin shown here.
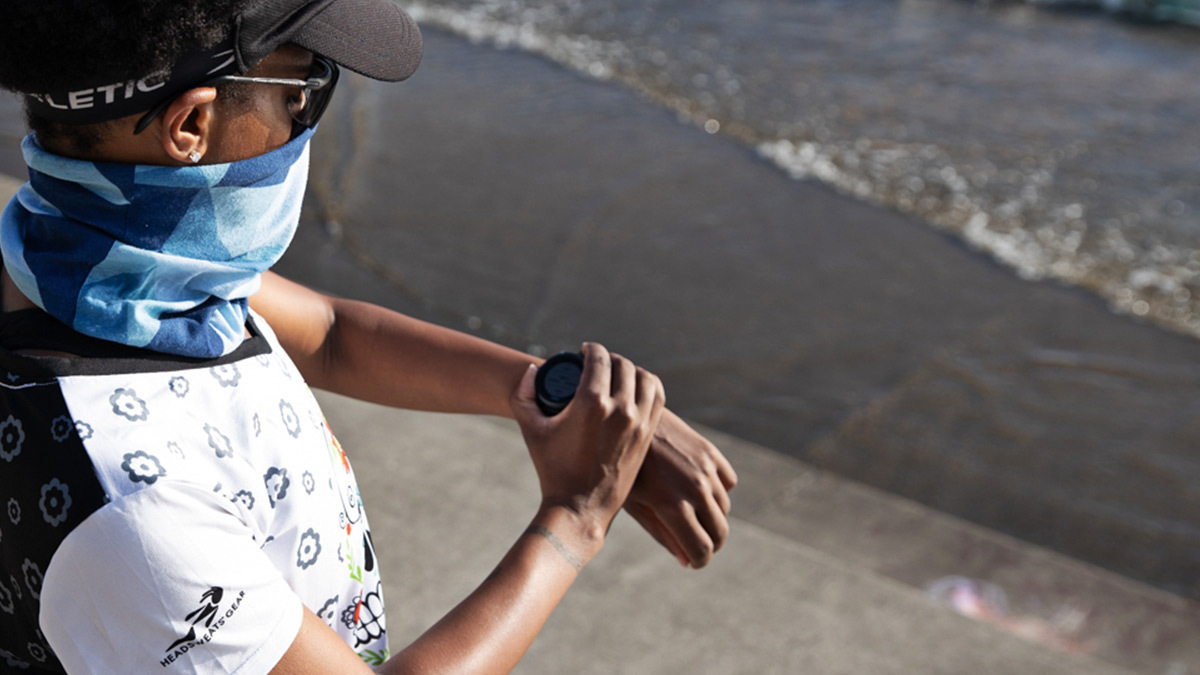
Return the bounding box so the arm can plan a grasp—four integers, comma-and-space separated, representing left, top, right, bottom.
578, 342, 612, 404
713, 447, 739, 492
646, 385, 667, 447
692, 488, 731, 554
625, 501, 690, 567
635, 371, 666, 444
515, 362, 538, 403
610, 353, 637, 403
634, 367, 663, 413
710, 466, 733, 516
685, 438, 735, 516
660, 499, 717, 568
508, 363, 546, 427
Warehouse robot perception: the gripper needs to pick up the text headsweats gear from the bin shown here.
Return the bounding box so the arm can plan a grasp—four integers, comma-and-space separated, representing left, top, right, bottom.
23, 0, 422, 125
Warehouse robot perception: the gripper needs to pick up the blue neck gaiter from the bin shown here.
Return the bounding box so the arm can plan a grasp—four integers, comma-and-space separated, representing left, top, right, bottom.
0, 128, 314, 358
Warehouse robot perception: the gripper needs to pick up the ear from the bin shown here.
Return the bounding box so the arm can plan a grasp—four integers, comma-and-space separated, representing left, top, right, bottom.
160, 87, 218, 165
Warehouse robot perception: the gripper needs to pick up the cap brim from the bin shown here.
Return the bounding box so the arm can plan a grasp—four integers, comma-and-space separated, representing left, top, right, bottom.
291, 0, 422, 82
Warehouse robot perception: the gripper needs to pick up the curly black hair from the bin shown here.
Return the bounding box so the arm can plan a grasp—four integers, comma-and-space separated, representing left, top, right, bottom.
0, 0, 250, 153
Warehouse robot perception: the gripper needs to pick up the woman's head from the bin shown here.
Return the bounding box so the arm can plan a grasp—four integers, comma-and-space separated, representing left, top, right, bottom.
0, 0, 421, 161
0, 0, 250, 155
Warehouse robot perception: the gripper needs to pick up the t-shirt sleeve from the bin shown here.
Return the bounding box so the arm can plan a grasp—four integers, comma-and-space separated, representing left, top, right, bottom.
39, 483, 304, 675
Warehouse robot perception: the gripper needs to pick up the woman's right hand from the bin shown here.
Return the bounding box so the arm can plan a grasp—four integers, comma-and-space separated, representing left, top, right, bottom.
510, 343, 666, 555
273, 344, 666, 675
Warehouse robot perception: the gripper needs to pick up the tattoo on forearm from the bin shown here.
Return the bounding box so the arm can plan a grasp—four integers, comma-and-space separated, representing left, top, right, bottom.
526, 525, 584, 571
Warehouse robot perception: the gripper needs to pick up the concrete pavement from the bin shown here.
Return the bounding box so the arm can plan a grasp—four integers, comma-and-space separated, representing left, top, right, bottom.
2, 170, 1197, 674
317, 390, 1169, 675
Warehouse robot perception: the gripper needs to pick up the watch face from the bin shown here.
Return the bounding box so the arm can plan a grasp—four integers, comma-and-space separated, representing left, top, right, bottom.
542, 361, 582, 400
535, 352, 585, 415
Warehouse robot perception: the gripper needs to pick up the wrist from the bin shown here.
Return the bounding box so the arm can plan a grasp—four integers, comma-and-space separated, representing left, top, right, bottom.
530, 503, 607, 569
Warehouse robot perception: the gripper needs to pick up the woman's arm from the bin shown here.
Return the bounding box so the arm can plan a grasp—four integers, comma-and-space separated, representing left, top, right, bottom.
270, 345, 664, 674
273, 507, 601, 675
250, 271, 531, 416
249, 271, 737, 568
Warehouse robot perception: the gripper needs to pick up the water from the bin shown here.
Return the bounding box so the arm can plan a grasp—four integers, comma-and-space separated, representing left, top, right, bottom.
403, 0, 1200, 338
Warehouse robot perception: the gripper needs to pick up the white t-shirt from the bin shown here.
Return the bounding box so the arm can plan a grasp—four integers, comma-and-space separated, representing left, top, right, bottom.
0, 310, 387, 673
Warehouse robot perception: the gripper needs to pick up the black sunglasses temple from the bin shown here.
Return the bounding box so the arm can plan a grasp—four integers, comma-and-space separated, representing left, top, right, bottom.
132, 57, 339, 135
133, 99, 172, 135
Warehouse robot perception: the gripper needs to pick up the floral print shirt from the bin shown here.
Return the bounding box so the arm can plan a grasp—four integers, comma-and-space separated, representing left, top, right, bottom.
0, 309, 387, 673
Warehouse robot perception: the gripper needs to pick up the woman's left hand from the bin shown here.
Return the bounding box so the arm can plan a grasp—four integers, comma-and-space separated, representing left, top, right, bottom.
624, 409, 738, 568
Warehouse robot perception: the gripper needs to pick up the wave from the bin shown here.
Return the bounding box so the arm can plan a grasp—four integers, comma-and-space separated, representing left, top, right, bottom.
404, 0, 1200, 338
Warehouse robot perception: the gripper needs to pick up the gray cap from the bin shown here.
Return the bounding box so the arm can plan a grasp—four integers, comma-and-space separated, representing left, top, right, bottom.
237, 0, 422, 80
23, 0, 422, 125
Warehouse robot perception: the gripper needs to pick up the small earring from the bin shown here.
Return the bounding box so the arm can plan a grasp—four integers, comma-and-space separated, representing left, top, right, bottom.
187, 150, 202, 164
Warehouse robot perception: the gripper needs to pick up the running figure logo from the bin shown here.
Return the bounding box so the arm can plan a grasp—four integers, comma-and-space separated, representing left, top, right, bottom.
166, 587, 224, 652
